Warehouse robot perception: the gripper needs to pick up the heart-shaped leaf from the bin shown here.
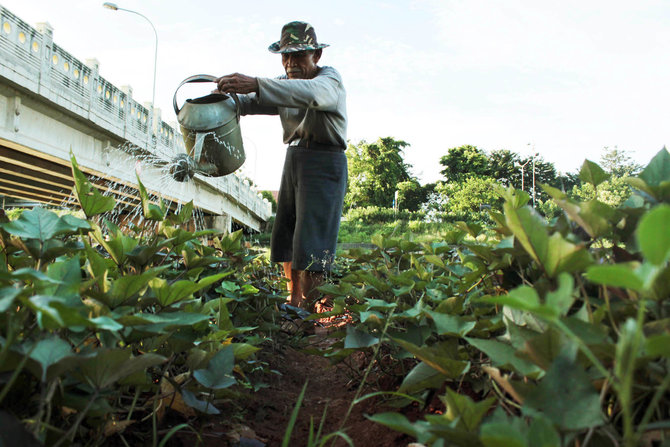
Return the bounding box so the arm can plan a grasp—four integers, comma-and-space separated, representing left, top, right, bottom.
193, 345, 236, 389
28, 337, 77, 382
0, 207, 88, 242
79, 349, 166, 389
637, 205, 670, 265
344, 325, 379, 348
579, 159, 609, 187
71, 153, 116, 217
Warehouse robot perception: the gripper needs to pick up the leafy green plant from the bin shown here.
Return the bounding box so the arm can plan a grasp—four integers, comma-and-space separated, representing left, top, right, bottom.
5, 148, 670, 446
0, 155, 288, 445
319, 148, 670, 447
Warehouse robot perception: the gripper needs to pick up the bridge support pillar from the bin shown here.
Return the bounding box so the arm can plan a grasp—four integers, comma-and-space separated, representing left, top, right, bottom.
210, 214, 232, 234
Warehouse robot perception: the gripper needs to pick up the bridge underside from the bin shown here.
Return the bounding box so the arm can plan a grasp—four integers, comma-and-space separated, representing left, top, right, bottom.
1, 139, 142, 210
0, 138, 236, 233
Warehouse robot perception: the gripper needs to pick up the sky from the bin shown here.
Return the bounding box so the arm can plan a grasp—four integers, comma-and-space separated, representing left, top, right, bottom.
2, 0, 669, 190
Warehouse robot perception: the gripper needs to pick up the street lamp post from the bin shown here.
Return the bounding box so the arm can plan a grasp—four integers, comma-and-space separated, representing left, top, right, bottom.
517, 159, 531, 192
531, 152, 539, 209
393, 190, 399, 216
102, 2, 158, 147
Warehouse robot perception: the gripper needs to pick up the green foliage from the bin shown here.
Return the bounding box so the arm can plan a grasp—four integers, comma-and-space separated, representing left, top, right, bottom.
8, 148, 670, 445
435, 145, 564, 221
0, 155, 288, 445
439, 146, 559, 191
260, 190, 277, 213
487, 149, 521, 186
627, 147, 670, 203
579, 159, 610, 187
440, 145, 489, 182
137, 172, 168, 221
344, 137, 415, 210
437, 177, 503, 213
318, 148, 670, 447
396, 180, 431, 212
192, 345, 236, 389
568, 149, 646, 208
599, 146, 643, 177
338, 206, 490, 245
343, 206, 424, 225
70, 151, 116, 218
3, 207, 25, 220
569, 176, 633, 207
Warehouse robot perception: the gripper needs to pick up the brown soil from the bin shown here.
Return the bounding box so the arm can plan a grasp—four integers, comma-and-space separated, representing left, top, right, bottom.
182, 326, 419, 447
239, 334, 411, 447
168, 304, 441, 447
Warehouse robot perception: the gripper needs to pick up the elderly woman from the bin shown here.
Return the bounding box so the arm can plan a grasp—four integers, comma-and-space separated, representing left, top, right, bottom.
217, 21, 347, 312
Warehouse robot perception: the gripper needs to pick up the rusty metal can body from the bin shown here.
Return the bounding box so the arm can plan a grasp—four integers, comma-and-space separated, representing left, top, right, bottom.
172, 75, 245, 181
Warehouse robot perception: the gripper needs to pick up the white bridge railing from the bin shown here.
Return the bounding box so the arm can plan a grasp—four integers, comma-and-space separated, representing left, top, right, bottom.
0, 5, 271, 222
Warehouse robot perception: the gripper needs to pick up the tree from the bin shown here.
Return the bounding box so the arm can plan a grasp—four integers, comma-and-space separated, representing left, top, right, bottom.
599, 146, 642, 177
396, 180, 431, 212
439, 145, 489, 182
439, 145, 561, 203
566, 147, 641, 207
345, 137, 414, 210
487, 149, 521, 186
260, 190, 277, 213
555, 171, 580, 193
437, 177, 503, 212
517, 155, 558, 202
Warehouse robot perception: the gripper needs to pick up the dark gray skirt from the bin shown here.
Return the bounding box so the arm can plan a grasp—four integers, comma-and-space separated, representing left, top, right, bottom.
270, 146, 348, 271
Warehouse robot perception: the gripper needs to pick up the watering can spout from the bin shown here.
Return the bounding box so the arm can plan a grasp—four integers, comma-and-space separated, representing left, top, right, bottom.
169, 153, 195, 182
171, 74, 246, 181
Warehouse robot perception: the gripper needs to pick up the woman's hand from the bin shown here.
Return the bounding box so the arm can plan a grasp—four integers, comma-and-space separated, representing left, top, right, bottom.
217, 73, 259, 94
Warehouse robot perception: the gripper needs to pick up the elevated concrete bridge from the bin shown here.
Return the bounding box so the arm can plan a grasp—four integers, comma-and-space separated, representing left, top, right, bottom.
0, 5, 271, 232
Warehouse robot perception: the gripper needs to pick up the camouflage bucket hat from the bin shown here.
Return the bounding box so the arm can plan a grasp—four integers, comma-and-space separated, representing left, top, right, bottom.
268, 21, 329, 53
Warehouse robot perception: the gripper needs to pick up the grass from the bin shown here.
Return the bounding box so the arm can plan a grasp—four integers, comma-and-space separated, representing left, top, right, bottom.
254, 218, 490, 251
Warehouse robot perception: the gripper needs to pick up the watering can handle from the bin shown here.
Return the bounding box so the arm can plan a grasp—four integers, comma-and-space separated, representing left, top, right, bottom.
172, 74, 241, 122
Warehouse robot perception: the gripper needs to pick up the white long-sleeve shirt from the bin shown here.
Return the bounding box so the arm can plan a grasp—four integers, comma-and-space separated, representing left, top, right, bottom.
238, 66, 347, 148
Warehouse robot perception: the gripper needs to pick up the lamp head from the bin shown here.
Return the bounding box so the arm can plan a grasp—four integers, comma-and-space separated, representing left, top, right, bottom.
102, 2, 118, 10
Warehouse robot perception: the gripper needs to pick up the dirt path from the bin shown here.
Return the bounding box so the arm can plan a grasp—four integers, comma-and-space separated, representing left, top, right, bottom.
181, 324, 414, 447
168, 300, 431, 447
237, 329, 411, 447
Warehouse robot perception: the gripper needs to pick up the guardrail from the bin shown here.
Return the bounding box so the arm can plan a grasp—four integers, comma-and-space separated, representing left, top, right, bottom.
0, 5, 271, 220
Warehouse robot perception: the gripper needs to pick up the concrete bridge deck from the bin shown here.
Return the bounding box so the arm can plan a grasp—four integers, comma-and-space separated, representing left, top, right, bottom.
0, 5, 271, 231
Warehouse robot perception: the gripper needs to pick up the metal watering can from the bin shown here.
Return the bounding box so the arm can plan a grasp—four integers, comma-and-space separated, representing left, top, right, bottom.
170, 74, 245, 182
